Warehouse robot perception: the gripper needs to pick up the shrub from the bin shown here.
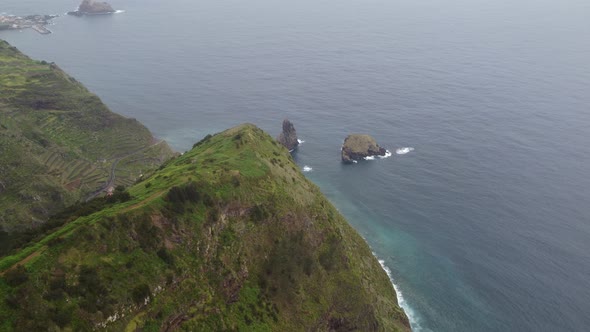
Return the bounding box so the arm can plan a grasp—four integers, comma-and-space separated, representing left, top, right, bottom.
106, 187, 132, 203
165, 182, 200, 204
49, 306, 71, 328
157, 248, 175, 266
220, 228, 236, 247
77, 265, 105, 296
251, 204, 270, 222
4, 265, 28, 286
206, 207, 220, 224
5, 293, 19, 309
193, 134, 212, 148
132, 283, 151, 305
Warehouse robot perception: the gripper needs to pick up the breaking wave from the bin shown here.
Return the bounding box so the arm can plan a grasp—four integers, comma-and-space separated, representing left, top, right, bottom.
379, 150, 393, 159
396, 147, 414, 155
376, 255, 423, 331
364, 150, 392, 160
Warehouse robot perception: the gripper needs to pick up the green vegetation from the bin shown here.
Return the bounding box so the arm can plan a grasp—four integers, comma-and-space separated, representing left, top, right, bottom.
0, 124, 410, 331
0, 40, 175, 230
343, 134, 380, 153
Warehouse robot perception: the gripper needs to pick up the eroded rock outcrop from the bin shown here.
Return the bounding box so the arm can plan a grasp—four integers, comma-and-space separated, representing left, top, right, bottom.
341, 134, 387, 163
277, 119, 299, 151
68, 0, 115, 16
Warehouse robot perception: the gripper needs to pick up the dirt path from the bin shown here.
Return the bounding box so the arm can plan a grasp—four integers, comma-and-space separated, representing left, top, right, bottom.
0, 247, 45, 275
119, 190, 166, 214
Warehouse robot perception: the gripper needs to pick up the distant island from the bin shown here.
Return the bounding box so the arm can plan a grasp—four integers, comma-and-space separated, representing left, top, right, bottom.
68, 0, 116, 16
0, 15, 56, 34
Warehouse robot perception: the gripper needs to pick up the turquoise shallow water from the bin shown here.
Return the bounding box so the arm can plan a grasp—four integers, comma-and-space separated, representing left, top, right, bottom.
2, 0, 590, 330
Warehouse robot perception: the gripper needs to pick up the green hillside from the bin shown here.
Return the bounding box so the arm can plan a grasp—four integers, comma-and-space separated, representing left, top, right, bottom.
0, 40, 176, 231
0, 124, 410, 331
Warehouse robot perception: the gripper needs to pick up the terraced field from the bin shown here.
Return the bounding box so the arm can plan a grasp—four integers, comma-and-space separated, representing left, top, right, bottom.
0, 40, 176, 231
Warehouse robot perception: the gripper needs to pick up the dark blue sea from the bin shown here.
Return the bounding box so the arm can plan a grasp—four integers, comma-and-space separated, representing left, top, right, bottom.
3, 0, 590, 330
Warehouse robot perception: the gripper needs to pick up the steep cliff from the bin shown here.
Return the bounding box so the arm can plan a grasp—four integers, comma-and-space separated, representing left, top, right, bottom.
0, 124, 410, 331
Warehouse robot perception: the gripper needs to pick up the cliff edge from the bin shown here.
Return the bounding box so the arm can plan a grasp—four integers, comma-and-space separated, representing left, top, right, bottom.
0, 124, 410, 331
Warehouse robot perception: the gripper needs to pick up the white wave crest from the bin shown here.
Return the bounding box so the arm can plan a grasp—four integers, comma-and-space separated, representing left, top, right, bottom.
379, 150, 393, 159
115, 10, 126, 14
376, 255, 422, 331
396, 147, 414, 155
362, 150, 393, 161
302, 165, 313, 172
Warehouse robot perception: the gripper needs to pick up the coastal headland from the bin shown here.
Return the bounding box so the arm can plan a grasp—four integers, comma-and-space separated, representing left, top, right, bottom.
0, 15, 56, 35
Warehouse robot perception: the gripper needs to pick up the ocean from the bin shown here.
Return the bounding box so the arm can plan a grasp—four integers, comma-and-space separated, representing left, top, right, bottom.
2, 0, 590, 330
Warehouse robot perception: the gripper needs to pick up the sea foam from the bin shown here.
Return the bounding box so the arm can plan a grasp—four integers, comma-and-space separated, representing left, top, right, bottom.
363, 150, 392, 160
396, 147, 414, 155
376, 255, 423, 331
379, 150, 393, 159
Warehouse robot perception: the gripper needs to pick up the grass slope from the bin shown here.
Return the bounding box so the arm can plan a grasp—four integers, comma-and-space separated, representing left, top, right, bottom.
0, 124, 410, 331
0, 40, 175, 230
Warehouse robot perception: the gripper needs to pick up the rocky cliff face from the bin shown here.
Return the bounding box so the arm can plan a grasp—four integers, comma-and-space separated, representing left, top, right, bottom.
277, 119, 299, 151
341, 134, 387, 163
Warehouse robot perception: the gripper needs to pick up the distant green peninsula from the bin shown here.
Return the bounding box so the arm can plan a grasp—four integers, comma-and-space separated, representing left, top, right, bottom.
0, 40, 175, 231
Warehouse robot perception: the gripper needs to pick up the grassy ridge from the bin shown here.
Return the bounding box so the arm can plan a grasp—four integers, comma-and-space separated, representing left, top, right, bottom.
0, 124, 410, 331
0, 40, 175, 230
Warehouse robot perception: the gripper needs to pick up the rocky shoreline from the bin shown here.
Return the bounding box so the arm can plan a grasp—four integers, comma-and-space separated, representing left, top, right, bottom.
0, 15, 56, 35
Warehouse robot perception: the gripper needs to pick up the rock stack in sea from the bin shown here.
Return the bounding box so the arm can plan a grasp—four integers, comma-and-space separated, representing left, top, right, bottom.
341, 134, 387, 163
277, 119, 299, 151
68, 0, 115, 16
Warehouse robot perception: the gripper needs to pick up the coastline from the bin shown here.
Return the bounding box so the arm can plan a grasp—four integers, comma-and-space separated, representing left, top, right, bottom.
376, 255, 421, 331
0, 14, 56, 35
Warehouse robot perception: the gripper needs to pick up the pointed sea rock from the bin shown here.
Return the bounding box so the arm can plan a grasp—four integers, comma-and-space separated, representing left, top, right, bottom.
277, 119, 299, 151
